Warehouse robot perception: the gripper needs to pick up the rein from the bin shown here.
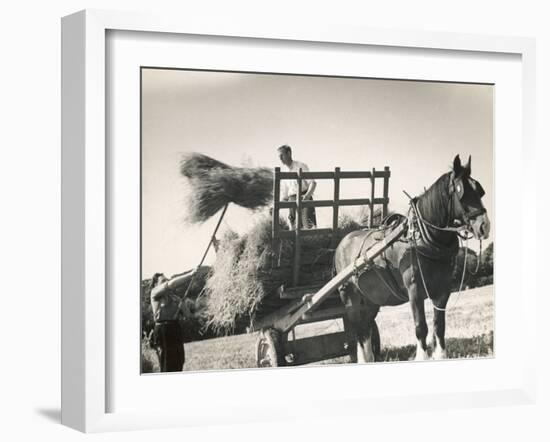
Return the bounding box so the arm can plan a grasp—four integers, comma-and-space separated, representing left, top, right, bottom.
414, 235, 476, 312
469, 239, 482, 275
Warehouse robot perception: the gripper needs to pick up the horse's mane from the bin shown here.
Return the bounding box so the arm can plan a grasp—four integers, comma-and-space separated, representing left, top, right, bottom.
416, 172, 451, 227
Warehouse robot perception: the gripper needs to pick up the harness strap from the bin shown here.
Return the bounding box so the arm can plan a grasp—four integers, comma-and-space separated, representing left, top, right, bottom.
351, 219, 410, 303
409, 197, 464, 235
354, 229, 376, 260
371, 260, 409, 303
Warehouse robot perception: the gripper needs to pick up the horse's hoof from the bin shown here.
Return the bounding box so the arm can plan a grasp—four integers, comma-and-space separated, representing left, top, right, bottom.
433, 348, 447, 360
357, 354, 375, 364
415, 350, 430, 361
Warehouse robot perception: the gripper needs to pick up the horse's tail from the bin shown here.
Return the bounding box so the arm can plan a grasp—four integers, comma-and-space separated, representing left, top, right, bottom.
331, 238, 344, 279
331, 250, 337, 279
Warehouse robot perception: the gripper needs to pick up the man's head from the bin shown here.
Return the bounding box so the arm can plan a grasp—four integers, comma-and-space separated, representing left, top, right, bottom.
277, 144, 293, 167
151, 273, 168, 288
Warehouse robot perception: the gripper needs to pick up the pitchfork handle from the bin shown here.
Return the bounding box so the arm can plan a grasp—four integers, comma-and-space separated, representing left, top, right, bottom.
183, 203, 229, 298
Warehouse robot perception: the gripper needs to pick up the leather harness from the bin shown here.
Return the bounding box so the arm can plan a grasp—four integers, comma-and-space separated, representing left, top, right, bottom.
349, 171, 486, 304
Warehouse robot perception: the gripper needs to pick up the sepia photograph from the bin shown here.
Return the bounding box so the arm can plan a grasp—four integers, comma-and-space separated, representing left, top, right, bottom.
140, 68, 494, 374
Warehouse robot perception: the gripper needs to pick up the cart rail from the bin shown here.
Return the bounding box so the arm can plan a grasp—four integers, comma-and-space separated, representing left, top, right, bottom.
272, 166, 391, 286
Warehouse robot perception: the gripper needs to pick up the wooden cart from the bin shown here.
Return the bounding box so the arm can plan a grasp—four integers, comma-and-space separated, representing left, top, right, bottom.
252, 166, 406, 367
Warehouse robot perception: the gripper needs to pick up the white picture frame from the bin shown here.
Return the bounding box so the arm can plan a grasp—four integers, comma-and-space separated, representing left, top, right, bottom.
61, 9, 537, 433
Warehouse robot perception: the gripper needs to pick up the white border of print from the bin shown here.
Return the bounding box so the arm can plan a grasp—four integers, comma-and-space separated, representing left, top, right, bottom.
110, 27, 519, 417
61, 9, 537, 433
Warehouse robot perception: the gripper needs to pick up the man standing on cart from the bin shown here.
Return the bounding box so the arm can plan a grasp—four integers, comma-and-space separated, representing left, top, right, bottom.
149, 270, 195, 372
277, 144, 317, 229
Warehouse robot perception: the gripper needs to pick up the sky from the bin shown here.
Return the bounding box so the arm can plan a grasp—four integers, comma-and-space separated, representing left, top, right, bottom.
141, 68, 493, 278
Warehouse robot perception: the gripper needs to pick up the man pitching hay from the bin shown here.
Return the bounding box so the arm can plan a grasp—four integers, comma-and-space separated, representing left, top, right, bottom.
277, 144, 317, 229
149, 271, 195, 372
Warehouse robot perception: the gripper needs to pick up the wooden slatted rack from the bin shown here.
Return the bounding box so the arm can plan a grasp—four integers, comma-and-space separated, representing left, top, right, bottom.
272, 166, 391, 286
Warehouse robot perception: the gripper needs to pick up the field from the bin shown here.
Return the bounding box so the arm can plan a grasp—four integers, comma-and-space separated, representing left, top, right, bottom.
142, 285, 494, 373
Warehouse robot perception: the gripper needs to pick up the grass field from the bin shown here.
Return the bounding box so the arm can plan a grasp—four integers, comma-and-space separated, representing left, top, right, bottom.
142, 284, 494, 373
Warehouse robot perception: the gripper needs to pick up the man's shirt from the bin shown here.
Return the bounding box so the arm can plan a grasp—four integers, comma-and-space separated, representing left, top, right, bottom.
151, 284, 191, 322
281, 160, 316, 200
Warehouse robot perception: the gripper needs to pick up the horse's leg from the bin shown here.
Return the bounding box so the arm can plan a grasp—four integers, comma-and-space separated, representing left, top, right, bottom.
371, 320, 381, 362
432, 294, 450, 360
409, 283, 429, 361
355, 297, 379, 363
339, 285, 378, 363
357, 313, 376, 363
340, 284, 358, 363
432, 309, 447, 359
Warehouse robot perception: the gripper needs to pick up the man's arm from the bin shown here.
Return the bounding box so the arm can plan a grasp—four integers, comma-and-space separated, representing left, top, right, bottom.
303, 180, 316, 200
281, 179, 289, 201
150, 282, 168, 301
301, 163, 316, 200
150, 269, 196, 301
166, 269, 196, 291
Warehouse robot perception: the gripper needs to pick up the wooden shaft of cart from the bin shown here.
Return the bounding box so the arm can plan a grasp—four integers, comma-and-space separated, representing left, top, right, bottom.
276, 221, 407, 333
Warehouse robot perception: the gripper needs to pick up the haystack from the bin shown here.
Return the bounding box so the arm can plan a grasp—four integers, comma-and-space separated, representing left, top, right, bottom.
201, 212, 369, 335
180, 153, 273, 223
200, 215, 289, 334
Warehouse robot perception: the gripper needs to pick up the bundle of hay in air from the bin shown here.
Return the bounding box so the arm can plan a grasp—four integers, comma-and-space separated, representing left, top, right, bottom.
180, 153, 273, 223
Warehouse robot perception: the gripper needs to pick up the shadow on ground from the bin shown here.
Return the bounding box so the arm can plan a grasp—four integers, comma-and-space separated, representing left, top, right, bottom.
381, 332, 494, 361
35, 408, 61, 423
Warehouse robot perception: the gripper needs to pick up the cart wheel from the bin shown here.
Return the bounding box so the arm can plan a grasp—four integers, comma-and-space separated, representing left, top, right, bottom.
256, 328, 282, 367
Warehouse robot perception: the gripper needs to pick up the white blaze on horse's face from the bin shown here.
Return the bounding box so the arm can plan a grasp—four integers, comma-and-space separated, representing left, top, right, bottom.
470, 210, 491, 240
463, 176, 491, 240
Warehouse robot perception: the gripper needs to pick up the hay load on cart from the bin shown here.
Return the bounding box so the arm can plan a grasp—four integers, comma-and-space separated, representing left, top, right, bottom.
201, 213, 366, 335
180, 154, 397, 367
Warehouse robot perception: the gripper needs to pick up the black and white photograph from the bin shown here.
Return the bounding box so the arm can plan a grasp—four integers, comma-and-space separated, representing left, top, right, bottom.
140, 68, 494, 374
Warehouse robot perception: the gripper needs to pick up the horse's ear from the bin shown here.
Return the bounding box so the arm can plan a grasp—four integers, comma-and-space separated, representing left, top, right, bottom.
453, 155, 462, 174
464, 155, 472, 177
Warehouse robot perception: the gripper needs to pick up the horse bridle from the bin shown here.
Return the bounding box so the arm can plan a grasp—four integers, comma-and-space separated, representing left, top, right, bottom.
447, 172, 486, 234
408, 172, 486, 239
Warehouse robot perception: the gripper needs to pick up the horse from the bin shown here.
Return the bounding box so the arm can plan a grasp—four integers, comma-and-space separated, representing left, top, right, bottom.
334, 155, 490, 362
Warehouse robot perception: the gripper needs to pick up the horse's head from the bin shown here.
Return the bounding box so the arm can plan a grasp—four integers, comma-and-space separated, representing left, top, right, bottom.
449, 155, 490, 240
